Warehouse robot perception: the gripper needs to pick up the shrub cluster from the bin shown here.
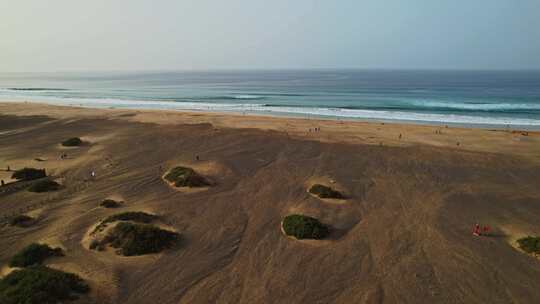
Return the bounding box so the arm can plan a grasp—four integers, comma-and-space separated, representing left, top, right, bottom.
309, 184, 344, 199
164, 166, 210, 187
0, 265, 89, 304
517, 236, 540, 254
282, 214, 329, 240
61, 137, 83, 147
100, 199, 122, 208
28, 180, 60, 193
9, 215, 34, 227
97, 222, 179, 256
11, 168, 46, 181
9, 243, 64, 268
92, 211, 157, 235
103, 211, 156, 224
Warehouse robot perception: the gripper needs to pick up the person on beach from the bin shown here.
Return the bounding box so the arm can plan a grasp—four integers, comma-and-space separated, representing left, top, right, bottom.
483, 225, 490, 236
399, 133, 402, 139
91, 171, 96, 179
196, 155, 200, 161
473, 224, 481, 236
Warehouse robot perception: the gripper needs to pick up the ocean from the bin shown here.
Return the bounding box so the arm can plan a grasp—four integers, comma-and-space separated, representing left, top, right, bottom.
1, 70, 540, 129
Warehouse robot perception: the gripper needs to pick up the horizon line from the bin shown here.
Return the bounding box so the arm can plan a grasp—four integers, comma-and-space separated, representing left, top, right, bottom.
2, 67, 540, 75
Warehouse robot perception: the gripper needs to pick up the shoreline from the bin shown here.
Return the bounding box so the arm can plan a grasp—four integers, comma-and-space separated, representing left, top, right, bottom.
1, 101, 540, 162
1, 98, 539, 131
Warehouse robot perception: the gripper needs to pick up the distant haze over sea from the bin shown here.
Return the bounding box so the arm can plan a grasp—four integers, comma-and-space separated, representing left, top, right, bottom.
1, 70, 540, 129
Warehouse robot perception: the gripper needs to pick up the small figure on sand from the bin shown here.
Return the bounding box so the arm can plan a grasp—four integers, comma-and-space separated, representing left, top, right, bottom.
473, 224, 491, 237
399, 133, 402, 140
473, 224, 481, 236
7, 165, 10, 172
483, 225, 491, 236
196, 155, 200, 161
1, 180, 4, 186
91, 171, 96, 179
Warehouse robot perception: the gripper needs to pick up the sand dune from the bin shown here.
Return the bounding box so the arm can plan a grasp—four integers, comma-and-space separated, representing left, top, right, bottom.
1, 103, 540, 303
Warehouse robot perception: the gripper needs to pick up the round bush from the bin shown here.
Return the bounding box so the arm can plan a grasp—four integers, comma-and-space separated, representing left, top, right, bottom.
309, 184, 344, 199
91, 211, 157, 235
517, 236, 540, 254
61, 137, 83, 147
100, 199, 122, 208
0, 266, 89, 304
28, 180, 60, 193
11, 168, 46, 181
9, 215, 34, 227
282, 214, 329, 240
98, 222, 179, 256
164, 166, 210, 187
9, 243, 63, 268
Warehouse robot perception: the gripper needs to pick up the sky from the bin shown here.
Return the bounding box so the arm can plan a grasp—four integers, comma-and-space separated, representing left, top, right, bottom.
1, 0, 539, 72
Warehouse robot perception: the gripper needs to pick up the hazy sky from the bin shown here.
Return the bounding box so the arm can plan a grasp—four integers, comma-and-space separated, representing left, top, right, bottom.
1, 0, 539, 72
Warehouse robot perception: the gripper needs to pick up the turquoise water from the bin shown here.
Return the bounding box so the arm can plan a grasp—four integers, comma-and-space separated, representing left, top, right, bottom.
1, 70, 540, 128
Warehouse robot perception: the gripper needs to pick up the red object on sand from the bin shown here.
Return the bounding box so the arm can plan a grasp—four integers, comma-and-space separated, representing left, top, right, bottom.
473, 224, 481, 236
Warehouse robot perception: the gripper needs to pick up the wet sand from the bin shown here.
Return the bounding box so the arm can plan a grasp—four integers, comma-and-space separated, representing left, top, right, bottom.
1, 102, 540, 303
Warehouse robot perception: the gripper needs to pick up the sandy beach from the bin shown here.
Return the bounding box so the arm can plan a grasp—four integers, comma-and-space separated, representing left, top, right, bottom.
1, 102, 540, 303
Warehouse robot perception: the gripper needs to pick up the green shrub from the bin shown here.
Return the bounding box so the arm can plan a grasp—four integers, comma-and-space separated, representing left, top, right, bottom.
92, 211, 157, 235
28, 180, 60, 193
517, 236, 540, 254
11, 168, 46, 181
282, 214, 329, 240
0, 265, 89, 304
9, 243, 64, 268
164, 166, 210, 187
309, 184, 344, 199
61, 137, 83, 147
9, 215, 34, 227
103, 211, 156, 224
89, 240, 105, 251
100, 222, 179, 256
100, 199, 122, 208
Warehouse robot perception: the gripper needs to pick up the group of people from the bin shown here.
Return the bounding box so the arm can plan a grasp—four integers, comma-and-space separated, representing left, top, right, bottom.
309, 127, 321, 132
473, 224, 491, 236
